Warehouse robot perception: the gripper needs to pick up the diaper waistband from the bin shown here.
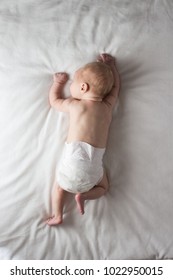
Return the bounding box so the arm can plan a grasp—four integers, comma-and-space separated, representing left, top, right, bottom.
64, 141, 105, 162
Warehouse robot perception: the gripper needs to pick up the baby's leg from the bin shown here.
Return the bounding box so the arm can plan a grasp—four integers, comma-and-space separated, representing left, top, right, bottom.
75, 171, 109, 215
46, 183, 66, 226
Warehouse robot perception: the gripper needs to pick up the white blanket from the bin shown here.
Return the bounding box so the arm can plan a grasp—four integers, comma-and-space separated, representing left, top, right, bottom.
0, 0, 173, 259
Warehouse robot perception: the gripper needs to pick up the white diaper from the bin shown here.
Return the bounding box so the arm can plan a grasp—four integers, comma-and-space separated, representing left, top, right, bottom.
56, 141, 105, 193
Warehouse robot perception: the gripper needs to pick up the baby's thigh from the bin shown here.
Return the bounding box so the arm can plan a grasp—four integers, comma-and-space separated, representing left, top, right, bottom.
97, 171, 109, 192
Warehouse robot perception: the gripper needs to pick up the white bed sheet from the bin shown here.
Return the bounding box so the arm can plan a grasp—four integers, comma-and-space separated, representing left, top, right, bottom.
0, 0, 173, 260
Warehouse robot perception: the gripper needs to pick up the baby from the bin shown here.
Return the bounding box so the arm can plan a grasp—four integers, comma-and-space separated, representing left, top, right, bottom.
46, 53, 120, 226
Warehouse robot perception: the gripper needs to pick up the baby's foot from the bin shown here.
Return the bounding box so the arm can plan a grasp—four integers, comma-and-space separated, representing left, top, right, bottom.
75, 194, 85, 215
53, 72, 68, 84
46, 215, 63, 226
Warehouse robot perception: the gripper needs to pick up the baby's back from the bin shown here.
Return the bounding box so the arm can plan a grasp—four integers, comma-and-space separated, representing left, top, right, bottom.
67, 99, 113, 148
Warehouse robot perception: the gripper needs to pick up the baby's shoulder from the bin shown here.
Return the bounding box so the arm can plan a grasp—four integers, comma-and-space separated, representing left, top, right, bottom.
69, 98, 84, 112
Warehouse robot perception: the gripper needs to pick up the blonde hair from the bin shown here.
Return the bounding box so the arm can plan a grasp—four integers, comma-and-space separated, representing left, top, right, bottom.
79, 62, 114, 98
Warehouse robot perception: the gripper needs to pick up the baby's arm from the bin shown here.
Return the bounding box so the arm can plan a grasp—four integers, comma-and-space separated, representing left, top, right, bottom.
104, 62, 120, 108
49, 73, 72, 112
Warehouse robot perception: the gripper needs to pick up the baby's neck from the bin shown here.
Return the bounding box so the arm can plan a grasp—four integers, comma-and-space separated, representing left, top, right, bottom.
82, 92, 102, 102
82, 96, 102, 102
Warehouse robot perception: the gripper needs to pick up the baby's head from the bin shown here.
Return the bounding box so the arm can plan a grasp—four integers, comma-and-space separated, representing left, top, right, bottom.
70, 62, 114, 101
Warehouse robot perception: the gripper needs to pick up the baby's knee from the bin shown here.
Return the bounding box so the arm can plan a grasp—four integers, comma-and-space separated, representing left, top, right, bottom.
99, 172, 109, 194
99, 182, 109, 195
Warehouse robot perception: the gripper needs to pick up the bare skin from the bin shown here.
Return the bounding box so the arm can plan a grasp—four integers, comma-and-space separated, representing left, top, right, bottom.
75, 171, 109, 215
46, 185, 65, 225
46, 54, 120, 226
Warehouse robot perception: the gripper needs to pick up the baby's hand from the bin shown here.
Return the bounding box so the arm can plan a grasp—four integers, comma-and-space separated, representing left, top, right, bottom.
53, 72, 68, 84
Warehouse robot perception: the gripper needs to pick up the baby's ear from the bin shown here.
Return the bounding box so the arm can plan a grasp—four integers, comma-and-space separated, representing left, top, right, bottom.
80, 82, 89, 93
